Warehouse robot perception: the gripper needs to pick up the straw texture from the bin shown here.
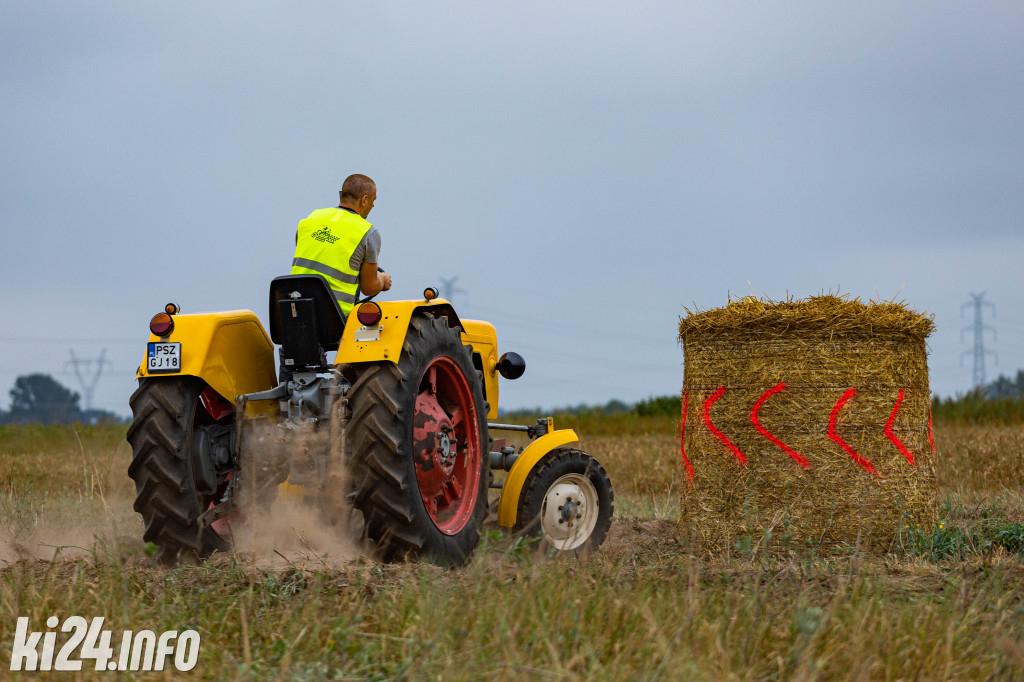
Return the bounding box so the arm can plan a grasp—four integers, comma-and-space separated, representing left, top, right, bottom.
678, 294, 937, 553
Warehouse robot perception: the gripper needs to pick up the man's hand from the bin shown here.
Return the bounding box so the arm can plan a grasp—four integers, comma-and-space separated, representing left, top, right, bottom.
359, 262, 391, 296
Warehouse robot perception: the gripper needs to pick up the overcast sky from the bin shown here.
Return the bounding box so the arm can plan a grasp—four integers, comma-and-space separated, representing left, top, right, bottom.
2, 1, 1022, 417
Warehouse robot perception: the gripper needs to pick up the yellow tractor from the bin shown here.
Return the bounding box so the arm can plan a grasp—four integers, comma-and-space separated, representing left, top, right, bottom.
127, 276, 614, 565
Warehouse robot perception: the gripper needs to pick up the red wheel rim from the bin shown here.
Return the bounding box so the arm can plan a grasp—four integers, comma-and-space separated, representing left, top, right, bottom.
412, 356, 482, 535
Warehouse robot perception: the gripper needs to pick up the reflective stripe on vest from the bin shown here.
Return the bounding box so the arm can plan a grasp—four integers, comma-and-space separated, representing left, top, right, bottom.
290, 208, 373, 317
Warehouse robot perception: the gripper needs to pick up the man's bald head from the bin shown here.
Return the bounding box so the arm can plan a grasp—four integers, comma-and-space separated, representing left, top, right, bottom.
340, 174, 376, 204
339, 174, 377, 219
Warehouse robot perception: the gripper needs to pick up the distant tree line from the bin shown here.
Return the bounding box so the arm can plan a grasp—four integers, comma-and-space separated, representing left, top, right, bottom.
500, 394, 681, 419
0, 373, 124, 425
501, 369, 1024, 424
984, 370, 1024, 399
932, 371, 1024, 424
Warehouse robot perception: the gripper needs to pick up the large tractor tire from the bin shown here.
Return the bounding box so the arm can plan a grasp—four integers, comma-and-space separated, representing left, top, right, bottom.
347, 314, 490, 565
513, 448, 614, 555
127, 377, 232, 565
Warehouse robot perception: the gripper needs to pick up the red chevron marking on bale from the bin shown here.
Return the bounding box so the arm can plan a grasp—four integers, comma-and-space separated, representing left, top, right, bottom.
884, 388, 915, 465
750, 382, 810, 470
680, 390, 694, 484
827, 388, 876, 475
703, 385, 747, 465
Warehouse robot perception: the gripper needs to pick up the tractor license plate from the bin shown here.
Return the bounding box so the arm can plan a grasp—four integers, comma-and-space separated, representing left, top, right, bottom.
147, 342, 181, 373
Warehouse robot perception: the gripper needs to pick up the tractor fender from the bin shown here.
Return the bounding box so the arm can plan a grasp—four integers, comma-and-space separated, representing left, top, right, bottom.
337, 299, 461, 364
135, 311, 277, 405
338, 299, 503, 420
497, 429, 580, 528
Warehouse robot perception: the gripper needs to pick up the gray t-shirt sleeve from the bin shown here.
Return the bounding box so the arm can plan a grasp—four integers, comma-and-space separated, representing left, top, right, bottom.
350, 227, 381, 271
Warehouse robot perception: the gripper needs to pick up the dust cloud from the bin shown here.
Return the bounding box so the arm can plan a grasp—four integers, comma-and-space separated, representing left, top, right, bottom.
0, 416, 370, 570
0, 498, 140, 565
227, 498, 366, 570
222, 414, 369, 570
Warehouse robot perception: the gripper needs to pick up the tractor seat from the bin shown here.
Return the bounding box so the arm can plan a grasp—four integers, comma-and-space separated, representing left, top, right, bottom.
268, 274, 346, 374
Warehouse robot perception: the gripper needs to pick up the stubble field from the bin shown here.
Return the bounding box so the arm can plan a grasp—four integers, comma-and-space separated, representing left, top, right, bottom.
2, 418, 1024, 680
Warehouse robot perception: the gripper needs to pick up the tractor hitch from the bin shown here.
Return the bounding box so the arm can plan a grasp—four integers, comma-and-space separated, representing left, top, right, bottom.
486, 417, 559, 478
488, 417, 553, 439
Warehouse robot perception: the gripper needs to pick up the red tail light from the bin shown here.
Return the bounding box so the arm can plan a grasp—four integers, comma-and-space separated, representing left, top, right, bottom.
356, 301, 382, 326
150, 313, 174, 336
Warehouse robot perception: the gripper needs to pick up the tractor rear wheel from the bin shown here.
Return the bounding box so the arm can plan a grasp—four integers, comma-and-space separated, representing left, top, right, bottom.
346, 314, 490, 565
127, 377, 233, 564
513, 448, 614, 555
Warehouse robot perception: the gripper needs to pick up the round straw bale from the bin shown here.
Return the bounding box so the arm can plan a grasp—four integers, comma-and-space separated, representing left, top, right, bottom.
677, 294, 937, 554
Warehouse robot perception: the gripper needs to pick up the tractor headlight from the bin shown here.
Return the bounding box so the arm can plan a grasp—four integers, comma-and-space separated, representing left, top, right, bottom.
495, 352, 526, 380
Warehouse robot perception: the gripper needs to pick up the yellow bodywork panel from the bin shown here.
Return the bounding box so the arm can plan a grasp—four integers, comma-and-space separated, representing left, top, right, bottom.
136, 311, 277, 407
460, 319, 499, 421
278, 480, 305, 501
337, 298, 456, 364
496, 428, 580, 528
338, 299, 502, 420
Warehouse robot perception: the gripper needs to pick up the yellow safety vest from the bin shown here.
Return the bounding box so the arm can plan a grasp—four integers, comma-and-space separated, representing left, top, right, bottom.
291, 208, 373, 317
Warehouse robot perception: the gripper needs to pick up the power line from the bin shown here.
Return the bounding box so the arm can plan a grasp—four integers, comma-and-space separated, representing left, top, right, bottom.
961, 292, 997, 388
0, 336, 139, 345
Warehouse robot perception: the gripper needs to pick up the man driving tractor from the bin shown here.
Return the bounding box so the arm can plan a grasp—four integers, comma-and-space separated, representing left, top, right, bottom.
283, 173, 393, 382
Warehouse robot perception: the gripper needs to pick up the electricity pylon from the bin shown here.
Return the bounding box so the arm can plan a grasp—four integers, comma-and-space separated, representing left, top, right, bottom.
961, 292, 997, 389
438, 276, 468, 307
66, 348, 112, 415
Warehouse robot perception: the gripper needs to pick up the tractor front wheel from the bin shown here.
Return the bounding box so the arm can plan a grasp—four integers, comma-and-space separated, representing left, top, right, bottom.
513, 448, 614, 555
347, 314, 490, 565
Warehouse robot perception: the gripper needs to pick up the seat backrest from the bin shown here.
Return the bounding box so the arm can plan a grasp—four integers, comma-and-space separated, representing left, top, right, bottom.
268, 275, 346, 357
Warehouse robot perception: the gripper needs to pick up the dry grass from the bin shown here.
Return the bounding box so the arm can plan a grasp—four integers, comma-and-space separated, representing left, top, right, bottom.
0, 424, 137, 563
935, 422, 1024, 501
0, 421, 1023, 680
